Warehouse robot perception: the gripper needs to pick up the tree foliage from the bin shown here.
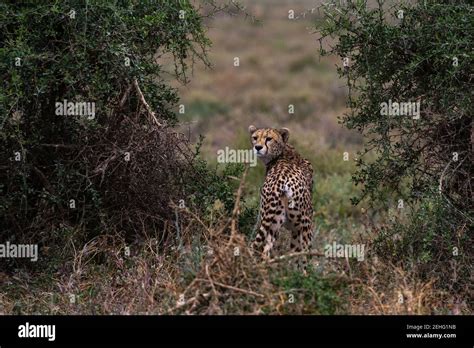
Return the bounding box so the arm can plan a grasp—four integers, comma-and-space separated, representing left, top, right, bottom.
318, 0, 472, 212
0, 1, 239, 248
318, 0, 472, 298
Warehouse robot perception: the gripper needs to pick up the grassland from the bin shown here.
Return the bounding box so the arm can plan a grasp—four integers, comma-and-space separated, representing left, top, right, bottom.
0, 1, 468, 315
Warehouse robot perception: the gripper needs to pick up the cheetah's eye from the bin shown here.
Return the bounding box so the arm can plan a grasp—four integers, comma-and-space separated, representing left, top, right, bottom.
252, 136, 258, 141
266, 137, 272, 142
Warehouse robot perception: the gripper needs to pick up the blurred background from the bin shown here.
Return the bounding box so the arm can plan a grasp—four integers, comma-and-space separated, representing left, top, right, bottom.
175, 0, 366, 251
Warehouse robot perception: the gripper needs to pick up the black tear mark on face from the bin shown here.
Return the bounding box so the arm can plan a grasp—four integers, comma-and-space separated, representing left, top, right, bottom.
265, 136, 272, 147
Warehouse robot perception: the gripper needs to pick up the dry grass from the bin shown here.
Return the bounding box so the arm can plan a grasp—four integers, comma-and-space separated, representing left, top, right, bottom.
1, 169, 464, 315
348, 258, 469, 315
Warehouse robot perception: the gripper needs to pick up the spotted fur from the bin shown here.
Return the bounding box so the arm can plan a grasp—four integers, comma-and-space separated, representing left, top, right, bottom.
249, 125, 314, 272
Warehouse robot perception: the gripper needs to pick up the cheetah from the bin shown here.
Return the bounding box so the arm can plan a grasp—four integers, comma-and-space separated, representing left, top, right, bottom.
249, 125, 314, 271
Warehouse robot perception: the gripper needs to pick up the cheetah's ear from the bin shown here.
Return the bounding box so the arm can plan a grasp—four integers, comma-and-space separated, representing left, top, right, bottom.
279, 128, 290, 143
248, 125, 257, 134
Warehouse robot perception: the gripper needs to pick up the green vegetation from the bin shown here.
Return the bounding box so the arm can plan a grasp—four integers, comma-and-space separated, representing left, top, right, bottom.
186, 98, 229, 119
271, 268, 347, 314
318, 0, 472, 308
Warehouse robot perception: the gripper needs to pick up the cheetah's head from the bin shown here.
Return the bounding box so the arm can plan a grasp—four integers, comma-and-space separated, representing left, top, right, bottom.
248, 125, 289, 164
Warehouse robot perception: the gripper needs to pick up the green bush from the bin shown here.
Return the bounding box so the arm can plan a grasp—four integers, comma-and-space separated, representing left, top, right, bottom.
318, 0, 472, 210
0, 1, 239, 260
373, 190, 471, 293
272, 268, 347, 314
317, 0, 472, 298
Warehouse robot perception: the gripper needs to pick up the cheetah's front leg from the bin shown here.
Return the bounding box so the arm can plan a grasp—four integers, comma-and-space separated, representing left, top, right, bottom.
251, 195, 286, 259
